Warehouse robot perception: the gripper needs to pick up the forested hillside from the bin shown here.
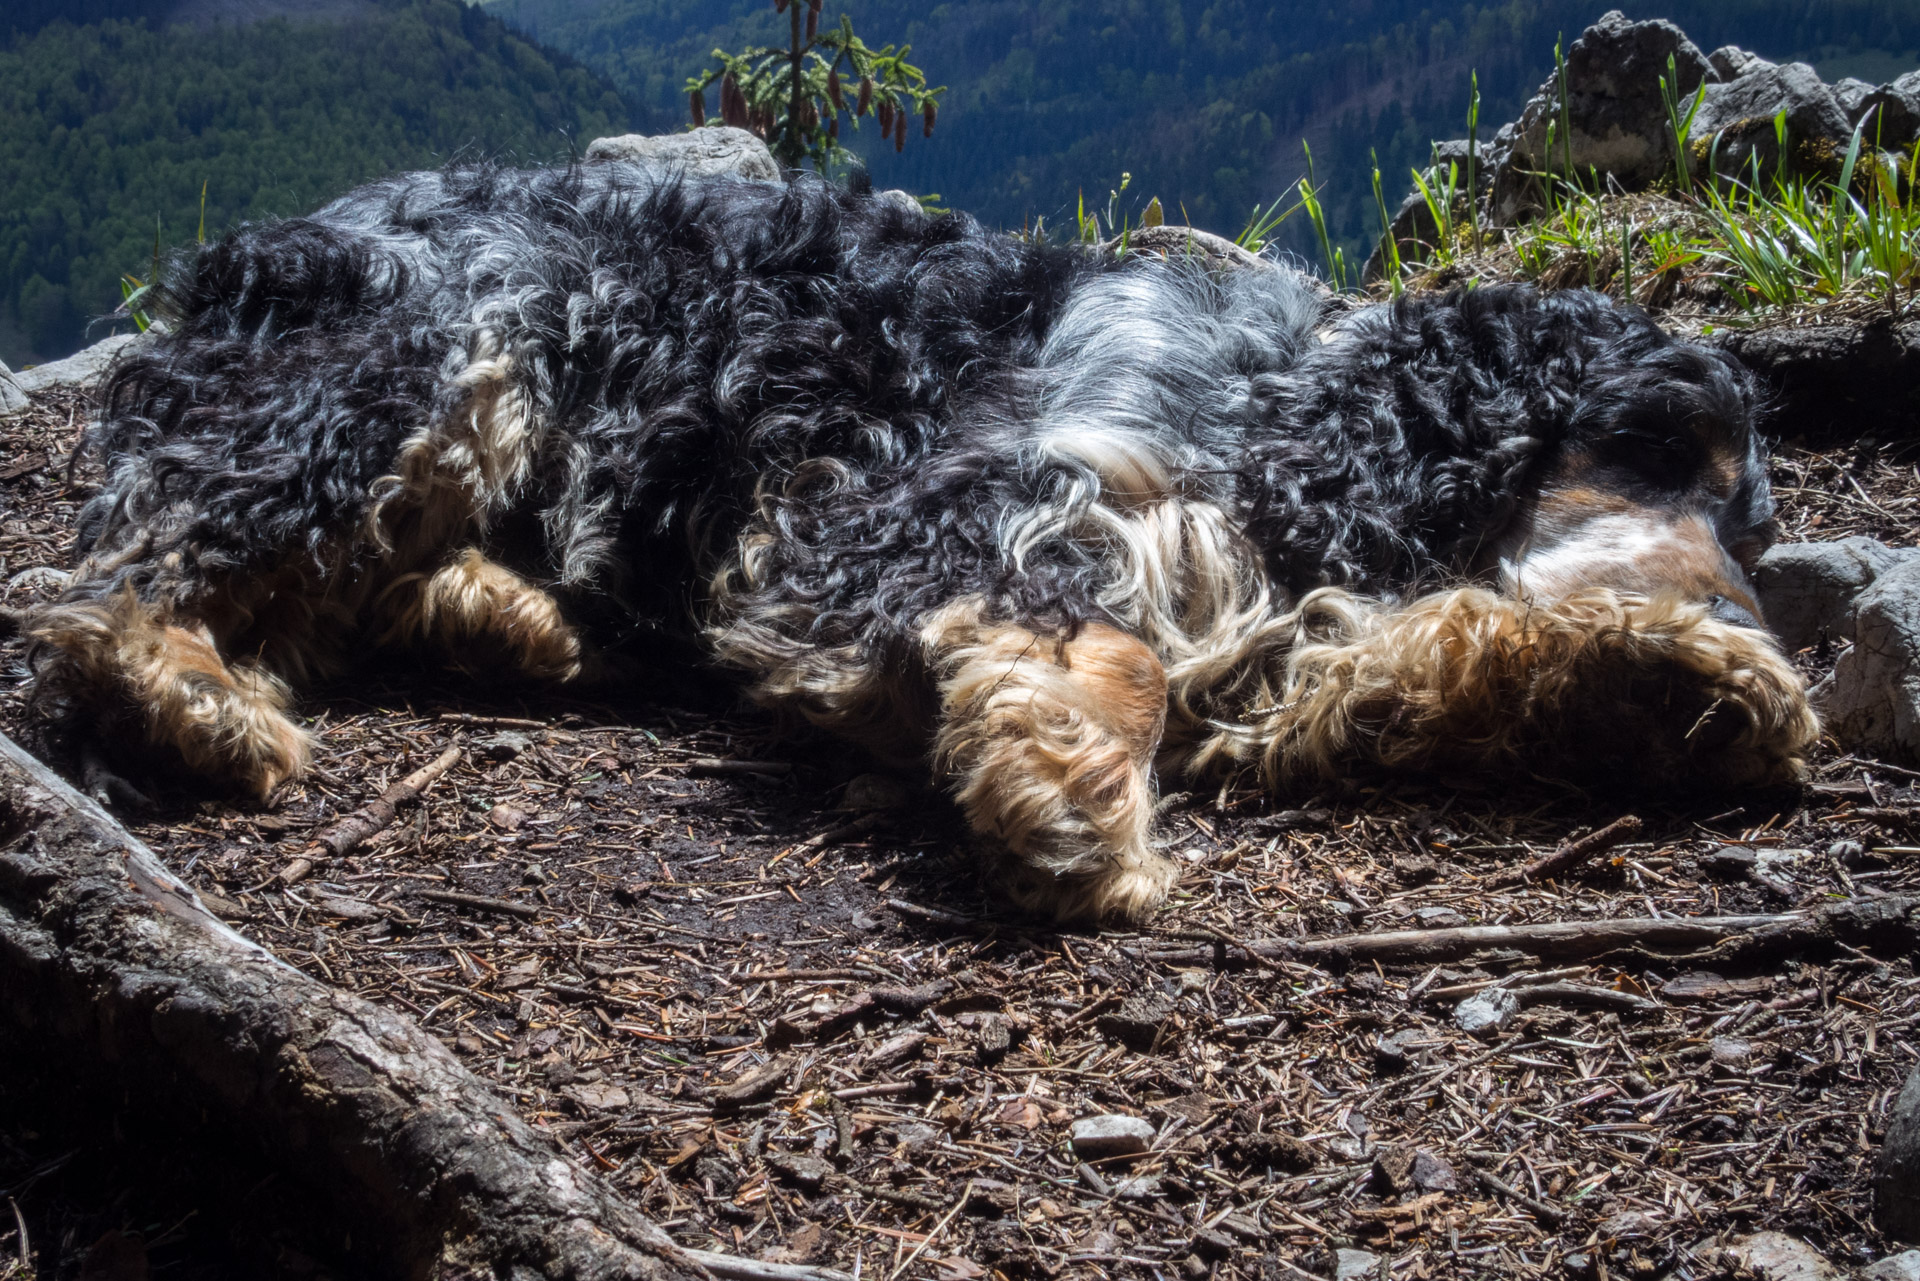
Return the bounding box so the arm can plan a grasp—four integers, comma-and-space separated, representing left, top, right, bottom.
6, 0, 1915, 366
486, 0, 1917, 263
0, 0, 626, 365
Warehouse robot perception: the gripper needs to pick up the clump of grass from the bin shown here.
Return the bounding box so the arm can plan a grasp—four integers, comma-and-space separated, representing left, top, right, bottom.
1371, 66, 1920, 320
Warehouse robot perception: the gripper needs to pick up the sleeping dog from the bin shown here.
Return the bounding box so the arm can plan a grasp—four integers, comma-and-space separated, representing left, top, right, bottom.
24, 162, 1817, 920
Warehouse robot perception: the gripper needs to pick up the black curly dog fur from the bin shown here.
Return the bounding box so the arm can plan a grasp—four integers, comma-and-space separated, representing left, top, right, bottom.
26, 160, 1817, 920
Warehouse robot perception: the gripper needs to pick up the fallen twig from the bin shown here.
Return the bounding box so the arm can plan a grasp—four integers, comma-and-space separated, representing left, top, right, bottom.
1491, 815, 1643, 887
802, 811, 888, 849
1472, 1162, 1567, 1223
679, 1248, 856, 1281
415, 888, 542, 919
283, 744, 462, 883
687, 758, 793, 778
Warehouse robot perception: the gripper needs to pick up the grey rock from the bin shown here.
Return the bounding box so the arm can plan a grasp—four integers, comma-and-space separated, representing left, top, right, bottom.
1693, 61, 1852, 182
841, 772, 907, 811
871, 188, 924, 216
0, 358, 25, 418
584, 126, 780, 182
766, 1153, 832, 1190
1700, 845, 1758, 877
13, 332, 146, 396
1863, 1250, 1920, 1281
1412, 906, 1469, 929
1754, 536, 1911, 651
1835, 77, 1878, 122
1109, 1173, 1162, 1200
1454, 986, 1519, 1035
1488, 11, 1710, 224
1334, 1248, 1380, 1281
1069, 1114, 1156, 1161
1878, 1063, 1920, 1242
1709, 46, 1776, 82
1709, 1035, 1752, 1072
1813, 558, 1920, 762
1097, 990, 1175, 1049
1410, 1150, 1460, 1192
1712, 318, 1920, 441
1723, 1232, 1839, 1281
1861, 71, 1920, 150
1430, 137, 1493, 184
1364, 188, 1441, 284
476, 731, 535, 762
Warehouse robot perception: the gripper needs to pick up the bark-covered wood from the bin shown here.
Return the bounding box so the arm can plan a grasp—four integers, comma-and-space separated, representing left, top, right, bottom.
1141, 896, 1920, 968
0, 729, 713, 1281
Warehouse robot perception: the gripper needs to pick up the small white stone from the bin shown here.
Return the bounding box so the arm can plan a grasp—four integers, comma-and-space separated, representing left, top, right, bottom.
1334, 1248, 1380, 1280
1726, 1232, 1840, 1281
1069, 1114, 1155, 1161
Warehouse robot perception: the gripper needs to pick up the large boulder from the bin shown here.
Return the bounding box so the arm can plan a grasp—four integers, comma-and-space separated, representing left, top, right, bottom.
1487, 11, 1710, 224
1813, 557, 1920, 763
1881, 1063, 1920, 1242
1713, 317, 1920, 442
0, 358, 26, 418
584, 126, 780, 182
1753, 536, 1915, 652
1692, 61, 1853, 181
11, 332, 145, 398
1860, 71, 1920, 150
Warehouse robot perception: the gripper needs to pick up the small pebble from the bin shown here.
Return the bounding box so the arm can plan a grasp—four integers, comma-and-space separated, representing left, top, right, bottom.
1069, 1114, 1156, 1161
1454, 987, 1520, 1035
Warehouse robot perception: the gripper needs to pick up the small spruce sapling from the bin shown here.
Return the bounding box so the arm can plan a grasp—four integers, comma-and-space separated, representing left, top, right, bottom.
687, 0, 944, 174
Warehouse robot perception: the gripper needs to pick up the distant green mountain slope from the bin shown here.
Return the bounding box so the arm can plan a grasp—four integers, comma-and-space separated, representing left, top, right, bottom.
0, 0, 626, 365
485, 0, 1915, 263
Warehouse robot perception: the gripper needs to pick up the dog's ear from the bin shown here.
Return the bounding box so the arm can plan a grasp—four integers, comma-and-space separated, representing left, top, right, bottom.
847, 165, 874, 196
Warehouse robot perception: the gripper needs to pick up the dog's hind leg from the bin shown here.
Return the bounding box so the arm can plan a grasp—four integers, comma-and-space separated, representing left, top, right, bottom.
928, 609, 1177, 923
381, 548, 586, 682
27, 587, 311, 799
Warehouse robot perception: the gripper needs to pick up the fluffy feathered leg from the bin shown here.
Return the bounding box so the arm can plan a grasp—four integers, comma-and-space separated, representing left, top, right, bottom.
928, 607, 1176, 923
381, 549, 586, 681
1185, 587, 1818, 790
27, 590, 310, 799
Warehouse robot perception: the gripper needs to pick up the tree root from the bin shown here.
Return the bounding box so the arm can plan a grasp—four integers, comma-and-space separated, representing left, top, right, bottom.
0, 729, 713, 1281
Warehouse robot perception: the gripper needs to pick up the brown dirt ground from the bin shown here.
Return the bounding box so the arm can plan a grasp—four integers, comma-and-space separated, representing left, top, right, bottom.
4, 384, 1920, 1281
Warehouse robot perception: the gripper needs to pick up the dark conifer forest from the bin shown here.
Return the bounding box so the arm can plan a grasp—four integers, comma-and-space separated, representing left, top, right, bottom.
3, 0, 1914, 365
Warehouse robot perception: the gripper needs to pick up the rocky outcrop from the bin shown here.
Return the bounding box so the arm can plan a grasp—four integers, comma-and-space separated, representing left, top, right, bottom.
1474, 11, 1919, 226
1814, 558, 1920, 764
1709, 317, 1920, 443
1750, 537, 1920, 766
1691, 59, 1851, 182
584, 126, 781, 181
1486, 12, 1710, 224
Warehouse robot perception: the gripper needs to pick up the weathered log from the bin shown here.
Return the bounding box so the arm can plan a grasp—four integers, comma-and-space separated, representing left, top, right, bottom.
0, 729, 721, 1281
